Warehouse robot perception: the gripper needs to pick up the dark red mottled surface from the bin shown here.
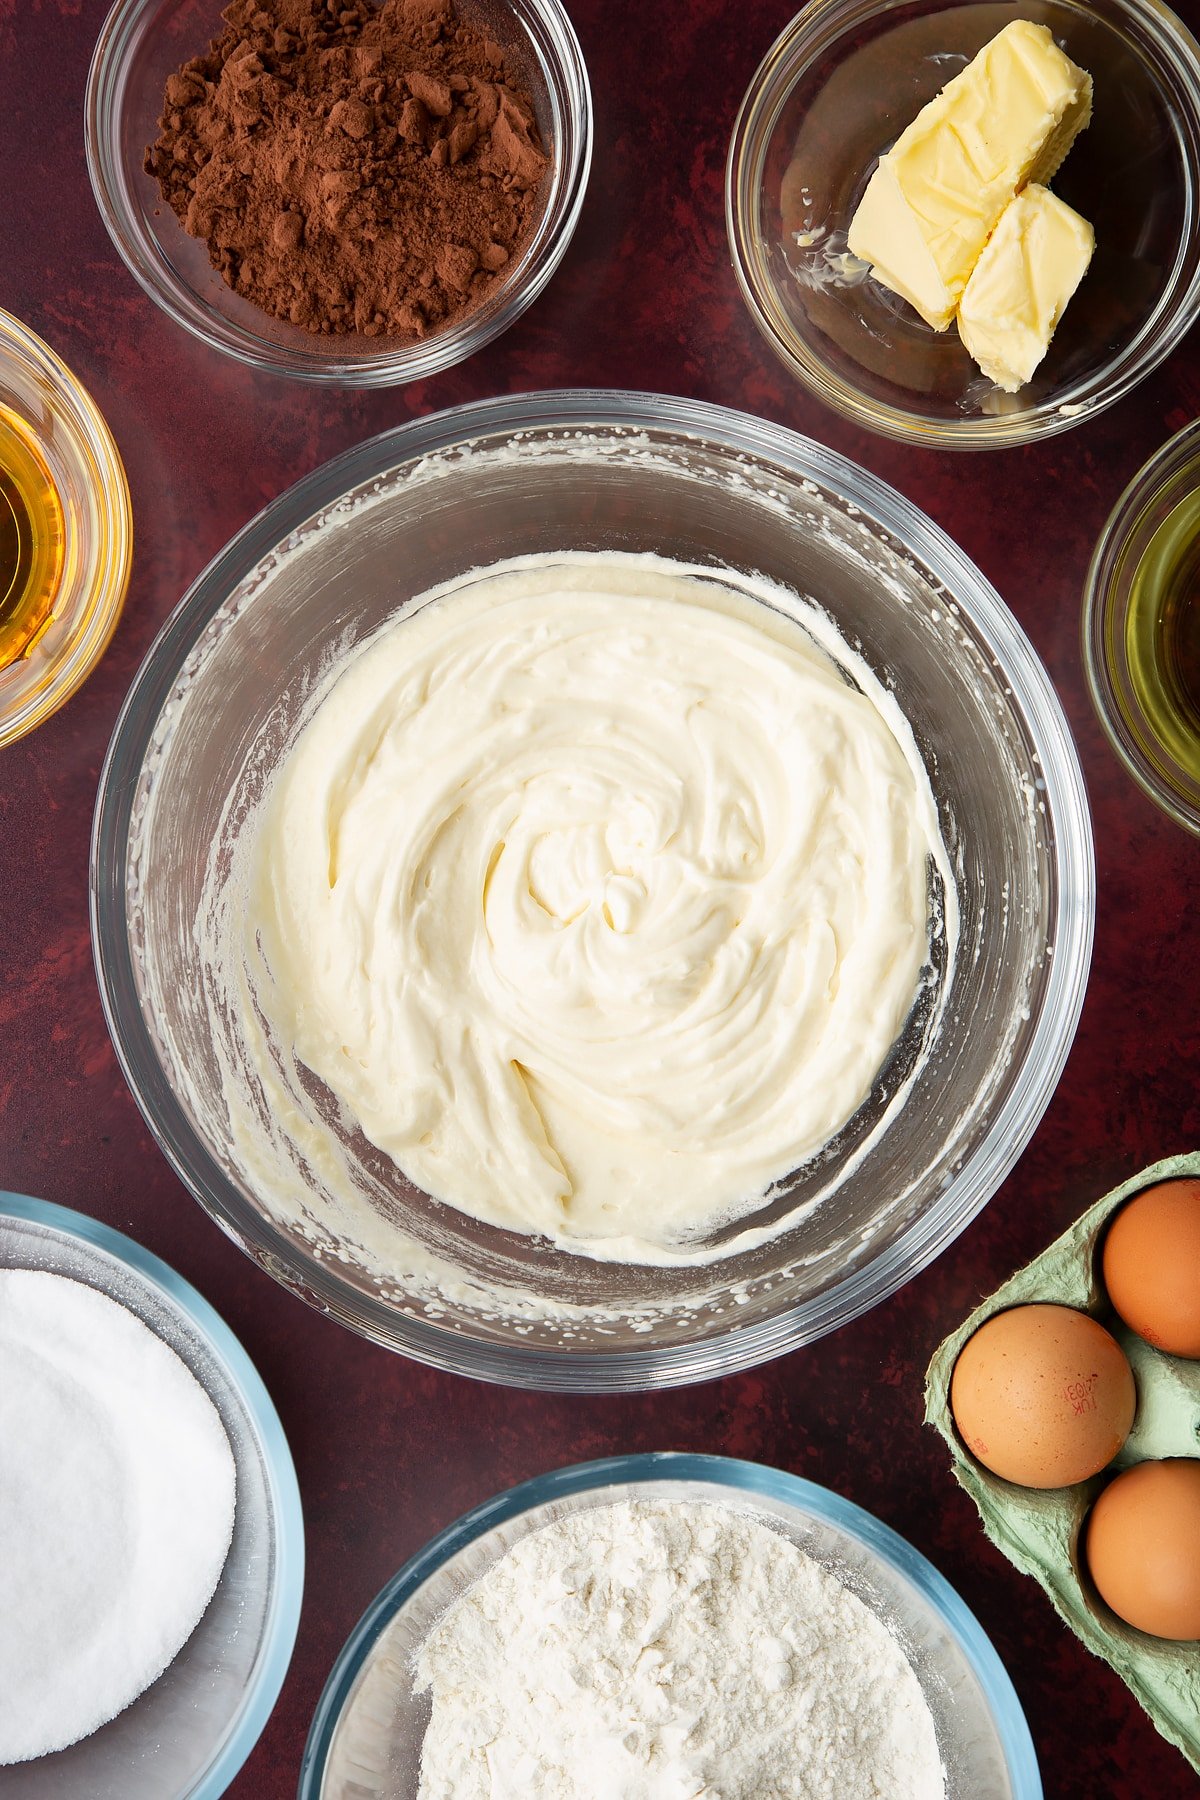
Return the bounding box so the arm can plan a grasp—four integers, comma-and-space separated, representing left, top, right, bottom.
3, 0, 1200, 1794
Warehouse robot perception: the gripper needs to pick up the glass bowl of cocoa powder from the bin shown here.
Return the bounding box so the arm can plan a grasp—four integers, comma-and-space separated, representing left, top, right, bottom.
86, 0, 590, 385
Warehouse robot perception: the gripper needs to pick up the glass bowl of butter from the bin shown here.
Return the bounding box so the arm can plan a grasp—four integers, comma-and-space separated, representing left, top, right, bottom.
92, 391, 1094, 1390
727, 0, 1200, 448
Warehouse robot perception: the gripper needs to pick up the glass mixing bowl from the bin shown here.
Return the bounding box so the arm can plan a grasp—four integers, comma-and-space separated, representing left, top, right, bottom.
298, 1453, 1042, 1799
0, 1193, 303, 1800
86, 0, 590, 385
727, 0, 1200, 448
91, 391, 1094, 1389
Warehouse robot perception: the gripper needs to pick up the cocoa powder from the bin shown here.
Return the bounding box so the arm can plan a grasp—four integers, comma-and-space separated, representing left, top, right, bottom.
145, 0, 549, 340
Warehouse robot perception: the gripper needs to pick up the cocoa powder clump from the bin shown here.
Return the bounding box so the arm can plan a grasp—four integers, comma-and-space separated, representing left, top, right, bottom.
145, 0, 549, 340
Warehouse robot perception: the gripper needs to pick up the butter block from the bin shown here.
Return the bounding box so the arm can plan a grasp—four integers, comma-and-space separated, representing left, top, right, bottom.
847, 20, 1093, 330
957, 183, 1095, 391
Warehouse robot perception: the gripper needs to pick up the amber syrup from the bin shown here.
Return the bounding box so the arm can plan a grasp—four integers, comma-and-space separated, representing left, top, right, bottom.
0, 404, 65, 671
1123, 486, 1200, 783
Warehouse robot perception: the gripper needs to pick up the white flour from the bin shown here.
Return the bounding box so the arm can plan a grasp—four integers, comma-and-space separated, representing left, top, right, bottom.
414, 1499, 946, 1798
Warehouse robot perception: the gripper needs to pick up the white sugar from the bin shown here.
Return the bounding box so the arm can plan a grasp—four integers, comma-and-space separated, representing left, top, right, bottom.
0, 1270, 237, 1765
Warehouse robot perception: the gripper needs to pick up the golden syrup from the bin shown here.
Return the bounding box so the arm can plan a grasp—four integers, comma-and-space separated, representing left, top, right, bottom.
0, 404, 65, 671
1123, 487, 1200, 783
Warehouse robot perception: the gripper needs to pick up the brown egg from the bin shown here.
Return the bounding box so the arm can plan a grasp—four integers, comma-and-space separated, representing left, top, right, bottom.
1102, 1177, 1200, 1358
950, 1303, 1135, 1488
1085, 1459, 1200, 1639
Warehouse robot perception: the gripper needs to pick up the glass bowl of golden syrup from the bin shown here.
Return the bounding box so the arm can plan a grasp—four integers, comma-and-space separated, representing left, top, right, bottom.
0, 310, 132, 747
1084, 420, 1200, 834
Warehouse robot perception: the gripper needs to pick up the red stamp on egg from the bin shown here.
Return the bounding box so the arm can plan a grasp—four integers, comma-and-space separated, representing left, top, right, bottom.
1063, 1371, 1099, 1415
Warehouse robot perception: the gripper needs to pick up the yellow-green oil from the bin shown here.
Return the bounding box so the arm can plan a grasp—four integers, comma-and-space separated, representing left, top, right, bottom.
1123, 486, 1200, 782
0, 403, 64, 671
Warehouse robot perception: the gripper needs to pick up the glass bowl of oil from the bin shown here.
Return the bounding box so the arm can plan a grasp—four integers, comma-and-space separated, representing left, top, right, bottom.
1084, 420, 1200, 835
0, 310, 132, 747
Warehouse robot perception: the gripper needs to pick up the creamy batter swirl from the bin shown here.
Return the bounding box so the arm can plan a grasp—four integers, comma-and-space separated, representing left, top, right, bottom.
249, 555, 950, 1257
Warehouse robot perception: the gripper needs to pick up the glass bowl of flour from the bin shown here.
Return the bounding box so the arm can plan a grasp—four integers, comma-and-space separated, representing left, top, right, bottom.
298, 1453, 1042, 1798
0, 1192, 303, 1798
92, 390, 1093, 1388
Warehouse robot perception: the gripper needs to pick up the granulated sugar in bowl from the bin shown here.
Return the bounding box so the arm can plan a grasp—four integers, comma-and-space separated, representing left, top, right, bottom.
0, 1270, 236, 1764
92, 392, 1094, 1390
0, 1194, 303, 1799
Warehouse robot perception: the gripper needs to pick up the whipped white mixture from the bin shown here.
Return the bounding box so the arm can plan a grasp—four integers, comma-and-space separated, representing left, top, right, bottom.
413, 1498, 946, 1799
246, 553, 952, 1260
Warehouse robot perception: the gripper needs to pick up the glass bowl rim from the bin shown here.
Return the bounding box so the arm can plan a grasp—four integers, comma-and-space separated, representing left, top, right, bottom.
0, 1188, 305, 1799
90, 388, 1095, 1391
84, 0, 593, 388
1082, 414, 1200, 834
297, 1450, 1044, 1800
725, 0, 1200, 450
0, 308, 133, 747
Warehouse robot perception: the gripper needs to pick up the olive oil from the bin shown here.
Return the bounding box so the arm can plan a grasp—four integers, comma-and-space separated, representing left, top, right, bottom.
1123, 487, 1200, 782
0, 404, 65, 671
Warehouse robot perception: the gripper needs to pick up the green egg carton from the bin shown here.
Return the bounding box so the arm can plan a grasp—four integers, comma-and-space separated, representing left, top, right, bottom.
925, 1151, 1200, 1776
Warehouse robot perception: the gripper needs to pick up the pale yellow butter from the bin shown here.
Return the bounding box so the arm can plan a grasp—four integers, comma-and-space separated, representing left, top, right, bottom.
957, 184, 1094, 391
847, 20, 1092, 330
